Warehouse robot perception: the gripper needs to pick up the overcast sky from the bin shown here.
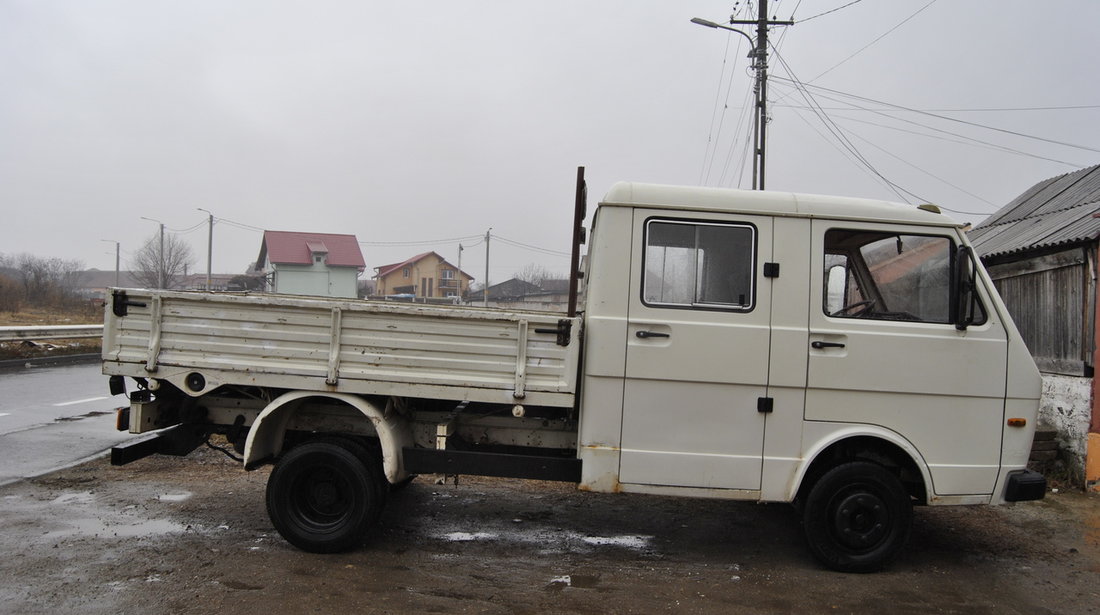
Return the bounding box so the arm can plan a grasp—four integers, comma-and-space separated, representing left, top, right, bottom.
2, 1, 1098, 284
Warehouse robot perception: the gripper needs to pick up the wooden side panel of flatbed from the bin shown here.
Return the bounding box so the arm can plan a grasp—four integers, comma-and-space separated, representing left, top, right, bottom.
103, 289, 581, 407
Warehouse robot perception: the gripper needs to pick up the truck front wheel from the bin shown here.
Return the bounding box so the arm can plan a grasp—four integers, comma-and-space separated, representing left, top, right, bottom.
265, 440, 384, 553
801, 461, 912, 573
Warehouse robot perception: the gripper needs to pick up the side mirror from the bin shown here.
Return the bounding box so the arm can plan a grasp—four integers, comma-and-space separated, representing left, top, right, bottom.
955, 245, 978, 330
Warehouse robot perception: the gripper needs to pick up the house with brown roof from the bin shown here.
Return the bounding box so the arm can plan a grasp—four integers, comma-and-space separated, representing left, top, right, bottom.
373, 252, 472, 300
256, 231, 366, 298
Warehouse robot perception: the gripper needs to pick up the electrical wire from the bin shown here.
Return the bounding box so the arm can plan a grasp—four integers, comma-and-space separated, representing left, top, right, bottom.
699, 32, 734, 185
717, 85, 757, 187
796, 0, 864, 23
698, 3, 756, 185
772, 77, 1100, 158
810, 0, 938, 83
840, 125, 997, 210
492, 234, 571, 258
770, 47, 920, 202
807, 104, 1100, 113
779, 99, 1087, 168
216, 217, 265, 233
359, 234, 483, 247
165, 220, 206, 234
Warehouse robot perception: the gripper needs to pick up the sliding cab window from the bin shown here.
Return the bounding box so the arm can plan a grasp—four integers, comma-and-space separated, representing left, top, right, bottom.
643, 219, 756, 311
824, 229, 968, 323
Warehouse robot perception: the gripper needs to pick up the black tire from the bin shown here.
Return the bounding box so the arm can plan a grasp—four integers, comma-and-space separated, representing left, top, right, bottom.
314, 436, 389, 520
801, 461, 912, 573
265, 440, 385, 553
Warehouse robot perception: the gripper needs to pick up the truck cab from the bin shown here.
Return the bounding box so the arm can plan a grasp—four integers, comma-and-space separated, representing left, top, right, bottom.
577, 183, 1043, 570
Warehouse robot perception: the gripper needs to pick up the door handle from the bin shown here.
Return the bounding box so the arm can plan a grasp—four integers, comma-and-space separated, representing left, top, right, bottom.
811, 340, 845, 349
636, 330, 670, 339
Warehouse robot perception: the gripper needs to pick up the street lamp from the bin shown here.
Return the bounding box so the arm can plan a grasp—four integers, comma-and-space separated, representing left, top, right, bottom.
691, 16, 765, 190
197, 208, 214, 291
690, 17, 756, 49
140, 216, 165, 289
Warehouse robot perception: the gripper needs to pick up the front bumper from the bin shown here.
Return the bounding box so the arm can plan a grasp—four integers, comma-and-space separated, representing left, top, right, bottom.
1004, 469, 1046, 502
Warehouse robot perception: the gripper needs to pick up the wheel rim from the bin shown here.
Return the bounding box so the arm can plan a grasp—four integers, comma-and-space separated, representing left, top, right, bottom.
289, 466, 352, 533
827, 487, 889, 551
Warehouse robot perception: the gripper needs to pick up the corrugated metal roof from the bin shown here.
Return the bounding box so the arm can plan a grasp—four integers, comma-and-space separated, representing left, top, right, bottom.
969, 164, 1100, 259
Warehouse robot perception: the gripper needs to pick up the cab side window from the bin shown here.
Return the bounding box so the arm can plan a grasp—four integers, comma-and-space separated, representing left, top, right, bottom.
824, 229, 954, 323
644, 219, 756, 311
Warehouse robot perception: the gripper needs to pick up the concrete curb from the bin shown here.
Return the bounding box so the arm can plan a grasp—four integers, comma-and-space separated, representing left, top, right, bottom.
0, 353, 100, 372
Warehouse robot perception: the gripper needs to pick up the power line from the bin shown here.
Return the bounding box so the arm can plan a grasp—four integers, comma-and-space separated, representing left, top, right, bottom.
841, 125, 996, 210
773, 77, 1100, 156
773, 97, 1088, 168
698, 3, 756, 185
493, 234, 571, 258
216, 217, 265, 233
775, 103, 1100, 113
770, 46, 920, 202
359, 234, 482, 247
165, 220, 206, 234
810, 0, 938, 83
797, 0, 864, 23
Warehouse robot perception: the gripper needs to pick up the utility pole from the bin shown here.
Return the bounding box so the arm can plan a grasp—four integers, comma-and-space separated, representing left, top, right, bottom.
198, 208, 214, 290
101, 240, 120, 287
483, 229, 491, 307
140, 217, 166, 289
728, 0, 792, 190
158, 223, 165, 289
457, 243, 464, 299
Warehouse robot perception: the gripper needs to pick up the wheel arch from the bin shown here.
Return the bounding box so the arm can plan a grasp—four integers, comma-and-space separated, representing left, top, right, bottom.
793, 428, 931, 505
243, 391, 412, 483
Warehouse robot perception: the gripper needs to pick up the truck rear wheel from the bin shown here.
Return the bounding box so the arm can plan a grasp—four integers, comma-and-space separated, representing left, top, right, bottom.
801, 461, 912, 573
265, 440, 385, 553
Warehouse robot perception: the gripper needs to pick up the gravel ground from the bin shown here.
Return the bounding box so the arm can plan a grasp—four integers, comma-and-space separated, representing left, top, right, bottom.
1, 446, 1097, 615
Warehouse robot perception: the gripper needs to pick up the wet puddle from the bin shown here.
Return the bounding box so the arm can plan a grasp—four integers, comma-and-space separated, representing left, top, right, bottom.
40, 490, 187, 540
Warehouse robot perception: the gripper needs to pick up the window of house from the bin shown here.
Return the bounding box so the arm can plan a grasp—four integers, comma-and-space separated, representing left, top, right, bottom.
441, 269, 454, 279
824, 229, 970, 323
403, 268, 410, 278
643, 219, 756, 311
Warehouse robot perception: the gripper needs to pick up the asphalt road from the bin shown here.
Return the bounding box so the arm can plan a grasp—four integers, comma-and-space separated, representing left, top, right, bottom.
0, 361, 137, 485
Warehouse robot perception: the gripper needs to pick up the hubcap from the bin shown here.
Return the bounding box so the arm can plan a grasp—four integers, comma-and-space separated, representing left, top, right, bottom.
831, 491, 888, 550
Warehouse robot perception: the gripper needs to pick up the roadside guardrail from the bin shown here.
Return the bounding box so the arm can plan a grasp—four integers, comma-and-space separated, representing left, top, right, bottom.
0, 325, 104, 342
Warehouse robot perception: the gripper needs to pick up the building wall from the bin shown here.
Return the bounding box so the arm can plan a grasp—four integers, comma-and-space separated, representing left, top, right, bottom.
986, 247, 1093, 376
1041, 374, 1093, 479
272, 263, 359, 298
984, 245, 1098, 485
377, 255, 470, 298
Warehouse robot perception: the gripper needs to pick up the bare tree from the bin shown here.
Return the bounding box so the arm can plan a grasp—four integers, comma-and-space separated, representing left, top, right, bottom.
130, 233, 195, 289
515, 263, 554, 287
12, 253, 85, 308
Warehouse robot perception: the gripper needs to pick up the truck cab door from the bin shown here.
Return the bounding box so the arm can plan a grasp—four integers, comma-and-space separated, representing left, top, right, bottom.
805, 221, 1008, 496
618, 209, 773, 491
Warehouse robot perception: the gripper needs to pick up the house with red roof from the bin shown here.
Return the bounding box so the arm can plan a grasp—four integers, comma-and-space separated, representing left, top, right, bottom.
373, 252, 473, 300
256, 231, 366, 298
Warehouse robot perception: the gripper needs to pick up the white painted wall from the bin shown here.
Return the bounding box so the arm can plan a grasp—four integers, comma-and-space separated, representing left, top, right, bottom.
1039, 373, 1092, 474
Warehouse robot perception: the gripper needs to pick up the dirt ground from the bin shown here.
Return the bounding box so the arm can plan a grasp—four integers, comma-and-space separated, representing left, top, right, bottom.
0, 447, 1097, 615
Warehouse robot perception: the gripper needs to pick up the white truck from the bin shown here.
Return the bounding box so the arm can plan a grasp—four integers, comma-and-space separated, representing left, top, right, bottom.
102, 176, 1046, 572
